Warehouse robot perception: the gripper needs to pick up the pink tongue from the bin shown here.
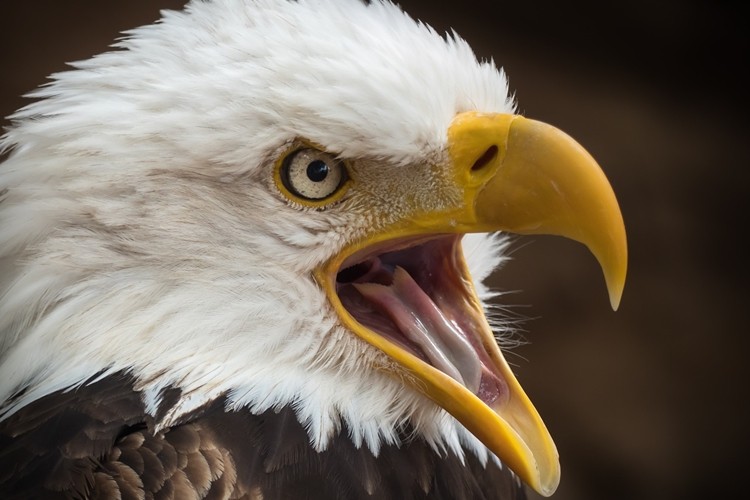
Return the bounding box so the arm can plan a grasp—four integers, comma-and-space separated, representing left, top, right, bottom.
353, 267, 482, 393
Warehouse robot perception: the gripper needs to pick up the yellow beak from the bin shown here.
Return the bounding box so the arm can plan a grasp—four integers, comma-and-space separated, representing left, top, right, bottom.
449, 112, 626, 309
315, 112, 627, 496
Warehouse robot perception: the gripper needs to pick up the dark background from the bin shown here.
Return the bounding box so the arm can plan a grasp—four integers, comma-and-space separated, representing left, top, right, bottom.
1, 1, 747, 499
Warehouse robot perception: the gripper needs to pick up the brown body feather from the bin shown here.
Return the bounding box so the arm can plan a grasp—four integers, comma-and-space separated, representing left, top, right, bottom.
0, 374, 526, 499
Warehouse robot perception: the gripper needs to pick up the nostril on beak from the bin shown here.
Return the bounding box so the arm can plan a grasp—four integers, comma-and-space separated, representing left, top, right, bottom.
471, 145, 498, 172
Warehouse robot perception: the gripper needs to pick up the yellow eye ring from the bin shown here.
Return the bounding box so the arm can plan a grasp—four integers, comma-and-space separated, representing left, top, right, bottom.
274, 145, 350, 208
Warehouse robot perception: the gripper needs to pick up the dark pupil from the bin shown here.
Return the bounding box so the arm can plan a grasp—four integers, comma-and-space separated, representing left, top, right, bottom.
306, 160, 329, 182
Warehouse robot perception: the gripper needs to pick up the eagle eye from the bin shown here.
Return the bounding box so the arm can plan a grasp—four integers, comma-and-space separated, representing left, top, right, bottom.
276, 147, 349, 206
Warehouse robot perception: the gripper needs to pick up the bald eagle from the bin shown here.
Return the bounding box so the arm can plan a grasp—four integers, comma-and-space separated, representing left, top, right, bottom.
0, 0, 626, 498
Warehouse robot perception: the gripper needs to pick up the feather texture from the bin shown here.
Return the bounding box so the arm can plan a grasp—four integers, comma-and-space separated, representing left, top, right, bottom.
0, 373, 525, 499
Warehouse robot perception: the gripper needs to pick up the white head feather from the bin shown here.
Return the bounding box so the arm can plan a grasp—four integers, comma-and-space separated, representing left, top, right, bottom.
0, 0, 515, 462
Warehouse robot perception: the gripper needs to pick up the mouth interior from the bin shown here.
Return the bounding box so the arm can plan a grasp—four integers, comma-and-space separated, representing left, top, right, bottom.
336, 235, 509, 407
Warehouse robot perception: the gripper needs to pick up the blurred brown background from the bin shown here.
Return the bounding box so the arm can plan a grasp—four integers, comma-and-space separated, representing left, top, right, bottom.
1, 1, 747, 499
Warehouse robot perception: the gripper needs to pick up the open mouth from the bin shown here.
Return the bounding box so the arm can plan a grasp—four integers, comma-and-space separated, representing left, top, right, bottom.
309, 113, 626, 496
335, 235, 509, 407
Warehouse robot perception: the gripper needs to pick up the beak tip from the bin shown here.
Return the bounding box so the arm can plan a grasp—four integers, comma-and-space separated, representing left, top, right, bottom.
609, 288, 623, 311
604, 262, 626, 311
531, 469, 560, 498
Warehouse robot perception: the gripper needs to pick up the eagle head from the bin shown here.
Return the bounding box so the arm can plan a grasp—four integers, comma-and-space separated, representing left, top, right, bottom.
0, 0, 626, 496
